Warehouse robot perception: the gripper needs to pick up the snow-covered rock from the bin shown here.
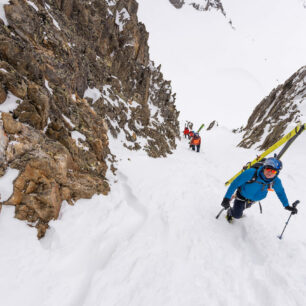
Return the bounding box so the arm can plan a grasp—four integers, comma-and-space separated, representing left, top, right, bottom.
239, 66, 306, 150
169, 0, 226, 16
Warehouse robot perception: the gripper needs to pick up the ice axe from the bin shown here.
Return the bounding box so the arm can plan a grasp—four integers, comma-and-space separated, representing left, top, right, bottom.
215, 208, 225, 219
216, 196, 235, 219
278, 200, 300, 240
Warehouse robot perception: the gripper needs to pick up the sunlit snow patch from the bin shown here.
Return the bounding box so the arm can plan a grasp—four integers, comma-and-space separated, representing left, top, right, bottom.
0, 168, 19, 201
84, 87, 102, 104
27, 0, 39, 11
45, 80, 53, 95
71, 131, 88, 151
45, 3, 61, 30
0, 0, 9, 26
115, 8, 130, 31
0, 91, 20, 113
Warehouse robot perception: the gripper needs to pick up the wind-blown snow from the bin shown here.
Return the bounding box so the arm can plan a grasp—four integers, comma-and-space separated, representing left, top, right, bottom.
137, 0, 306, 128
1, 127, 306, 305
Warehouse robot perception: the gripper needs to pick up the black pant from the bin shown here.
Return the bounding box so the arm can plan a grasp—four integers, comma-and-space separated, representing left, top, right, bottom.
191, 144, 200, 152
230, 198, 253, 219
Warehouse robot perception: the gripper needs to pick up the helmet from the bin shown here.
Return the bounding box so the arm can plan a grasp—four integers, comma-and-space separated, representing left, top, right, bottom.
194, 132, 199, 137
264, 157, 282, 171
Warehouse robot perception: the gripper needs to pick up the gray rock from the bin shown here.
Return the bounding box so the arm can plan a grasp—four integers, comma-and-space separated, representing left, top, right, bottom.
238, 66, 306, 150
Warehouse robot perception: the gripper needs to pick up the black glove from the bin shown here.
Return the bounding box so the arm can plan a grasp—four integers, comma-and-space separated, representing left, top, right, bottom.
221, 198, 230, 209
285, 205, 298, 215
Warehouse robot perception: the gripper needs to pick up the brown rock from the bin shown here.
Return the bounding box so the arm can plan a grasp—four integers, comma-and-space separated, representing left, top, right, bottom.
0, 84, 6, 104
6, 78, 27, 99
25, 181, 36, 194
2, 112, 23, 134
0, 0, 179, 238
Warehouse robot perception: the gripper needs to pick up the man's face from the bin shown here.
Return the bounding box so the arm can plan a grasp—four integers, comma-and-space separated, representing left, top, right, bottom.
263, 167, 278, 179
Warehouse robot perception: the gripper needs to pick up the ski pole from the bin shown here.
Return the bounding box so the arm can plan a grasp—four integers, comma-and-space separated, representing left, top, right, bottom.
278, 200, 300, 240
216, 208, 225, 219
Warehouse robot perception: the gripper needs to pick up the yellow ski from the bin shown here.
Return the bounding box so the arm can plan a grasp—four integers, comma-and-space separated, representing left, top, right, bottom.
225, 123, 306, 186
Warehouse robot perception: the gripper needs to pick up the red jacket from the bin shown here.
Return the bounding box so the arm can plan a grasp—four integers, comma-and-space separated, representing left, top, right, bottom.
184, 128, 189, 135
189, 131, 194, 137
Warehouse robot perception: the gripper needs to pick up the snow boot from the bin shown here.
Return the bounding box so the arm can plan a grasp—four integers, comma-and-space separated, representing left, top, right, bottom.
225, 209, 233, 223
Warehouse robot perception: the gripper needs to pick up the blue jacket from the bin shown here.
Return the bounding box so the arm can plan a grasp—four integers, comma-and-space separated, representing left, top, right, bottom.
224, 166, 289, 207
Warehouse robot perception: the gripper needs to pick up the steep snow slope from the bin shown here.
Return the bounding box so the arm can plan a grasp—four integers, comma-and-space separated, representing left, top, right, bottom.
137, 0, 306, 128
1, 127, 306, 305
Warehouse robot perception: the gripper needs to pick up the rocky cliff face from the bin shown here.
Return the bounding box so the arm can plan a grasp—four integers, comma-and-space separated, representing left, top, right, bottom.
0, 0, 180, 237
169, 0, 184, 9
238, 66, 306, 150
169, 0, 225, 16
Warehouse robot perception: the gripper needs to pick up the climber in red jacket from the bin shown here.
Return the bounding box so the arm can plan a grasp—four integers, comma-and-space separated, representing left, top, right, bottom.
183, 127, 189, 138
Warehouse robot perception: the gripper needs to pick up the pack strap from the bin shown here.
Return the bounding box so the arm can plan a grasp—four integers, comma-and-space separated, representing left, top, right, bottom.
236, 189, 254, 204
245, 170, 274, 190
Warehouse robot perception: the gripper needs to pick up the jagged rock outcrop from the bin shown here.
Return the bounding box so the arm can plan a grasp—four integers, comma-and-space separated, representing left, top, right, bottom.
169, 0, 226, 16
0, 0, 179, 237
238, 66, 306, 150
169, 0, 185, 9
206, 120, 218, 130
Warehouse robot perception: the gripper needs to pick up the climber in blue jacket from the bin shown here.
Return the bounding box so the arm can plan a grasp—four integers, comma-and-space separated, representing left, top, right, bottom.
221, 157, 298, 222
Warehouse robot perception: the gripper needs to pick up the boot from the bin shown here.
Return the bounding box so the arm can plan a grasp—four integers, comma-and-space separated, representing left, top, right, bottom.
226, 208, 233, 223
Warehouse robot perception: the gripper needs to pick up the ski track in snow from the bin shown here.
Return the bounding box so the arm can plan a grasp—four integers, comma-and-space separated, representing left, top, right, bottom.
1, 128, 306, 306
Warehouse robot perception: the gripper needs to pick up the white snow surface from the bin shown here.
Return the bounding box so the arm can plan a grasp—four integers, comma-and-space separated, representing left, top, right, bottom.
137, 0, 306, 128
115, 8, 130, 31
62, 114, 75, 128
27, 0, 39, 12
45, 80, 53, 95
84, 87, 102, 104
0, 0, 9, 25
1, 127, 306, 306
0, 91, 20, 113
71, 130, 88, 151
0, 168, 19, 201
45, 3, 61, 30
